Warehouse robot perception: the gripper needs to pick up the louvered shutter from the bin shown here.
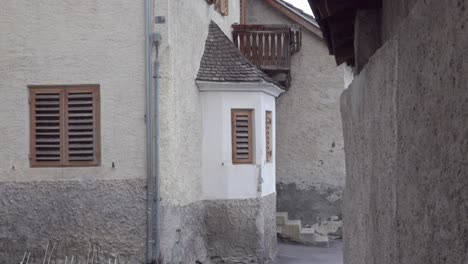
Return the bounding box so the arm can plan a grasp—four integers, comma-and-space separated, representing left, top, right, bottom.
30, 88, 63, 166
266, 111, 272, 163
231, 109, 253, 164
65, 86, 100, 165
29, 85, 100, 167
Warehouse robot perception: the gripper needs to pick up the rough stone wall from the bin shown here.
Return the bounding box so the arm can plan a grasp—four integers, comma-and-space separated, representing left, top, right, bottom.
341, 0, 468, 263
204, 193, 277, 264
158, 194, 276, 264
0, 180, 147, 263
247, 0, 346, 225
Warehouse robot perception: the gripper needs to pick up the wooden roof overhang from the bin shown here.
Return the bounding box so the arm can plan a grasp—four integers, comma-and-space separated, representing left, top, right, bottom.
308, 0, 382, 65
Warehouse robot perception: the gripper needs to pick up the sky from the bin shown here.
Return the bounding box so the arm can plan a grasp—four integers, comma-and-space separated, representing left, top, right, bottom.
283, 0, 314, 16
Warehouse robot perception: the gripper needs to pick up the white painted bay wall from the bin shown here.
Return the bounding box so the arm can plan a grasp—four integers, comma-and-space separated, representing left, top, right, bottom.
200, 88, 277, 199
0, 0, 146, 182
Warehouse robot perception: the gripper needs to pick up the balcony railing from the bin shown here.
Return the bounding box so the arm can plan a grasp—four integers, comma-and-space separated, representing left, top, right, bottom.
232, 24, 302, 88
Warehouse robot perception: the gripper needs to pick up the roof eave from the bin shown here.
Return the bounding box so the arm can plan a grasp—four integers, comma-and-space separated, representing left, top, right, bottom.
308, 0, 382, 65
195, 80, 285, 98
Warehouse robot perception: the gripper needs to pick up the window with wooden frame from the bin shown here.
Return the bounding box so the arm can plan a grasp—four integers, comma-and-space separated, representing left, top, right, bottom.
231, 109, 253, 164
215, 0, 229, 16
29, 85, 100, 167
265, 111, 272, 163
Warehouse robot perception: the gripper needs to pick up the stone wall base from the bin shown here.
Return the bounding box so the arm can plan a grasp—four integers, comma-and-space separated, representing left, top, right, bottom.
1, 180, 277, 264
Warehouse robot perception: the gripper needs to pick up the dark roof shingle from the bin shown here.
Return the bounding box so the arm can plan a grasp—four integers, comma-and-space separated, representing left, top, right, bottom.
196, 21, 275, 84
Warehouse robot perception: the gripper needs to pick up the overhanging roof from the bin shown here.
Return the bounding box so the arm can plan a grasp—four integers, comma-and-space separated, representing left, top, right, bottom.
308, 0, 382, 65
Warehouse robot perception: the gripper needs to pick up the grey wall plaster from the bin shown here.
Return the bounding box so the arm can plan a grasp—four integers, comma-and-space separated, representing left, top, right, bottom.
159, 200, 208, 264
341, 0, 468, 263
246, 0, 346, 226
204, 193, 277, 264
0, 179, 147, 264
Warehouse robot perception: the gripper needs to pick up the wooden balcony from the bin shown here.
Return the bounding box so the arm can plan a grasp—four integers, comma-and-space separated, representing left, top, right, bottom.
232, 24, 302, 89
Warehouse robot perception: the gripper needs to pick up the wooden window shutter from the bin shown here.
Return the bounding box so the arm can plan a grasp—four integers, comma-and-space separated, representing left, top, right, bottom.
65, 86, 100, 166
30, 85, 100, 167
266, 111, 272, 163
231, 109, 253, 164
30, 87, 63, 166
215, 0, 229, 16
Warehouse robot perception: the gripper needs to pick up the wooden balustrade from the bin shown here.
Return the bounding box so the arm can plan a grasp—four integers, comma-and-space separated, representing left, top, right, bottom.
232, 24, 302, 88
233, 25, 293, 71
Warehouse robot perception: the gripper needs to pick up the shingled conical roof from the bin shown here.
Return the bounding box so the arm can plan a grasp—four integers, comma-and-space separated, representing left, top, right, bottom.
196, 21, 276, 84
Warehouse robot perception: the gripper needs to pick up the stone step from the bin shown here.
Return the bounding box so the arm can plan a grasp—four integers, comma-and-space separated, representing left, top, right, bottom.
276, 212, 330, 247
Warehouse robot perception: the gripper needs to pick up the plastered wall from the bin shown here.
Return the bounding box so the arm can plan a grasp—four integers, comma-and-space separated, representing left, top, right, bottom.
0, 1, 148, 261
200, 89, 277, 199
247, 0, 346, 225
155, 0, 240, 207
341, 0, 468, 263
0, 0, 146, 182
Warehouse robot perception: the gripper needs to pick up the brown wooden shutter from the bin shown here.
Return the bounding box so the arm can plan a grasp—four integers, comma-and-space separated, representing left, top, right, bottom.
65, 86, 100, 166
231, 109, 253, 164
30, 88, 63, 167
30, 85, 100, 167
266, 111, 272, 163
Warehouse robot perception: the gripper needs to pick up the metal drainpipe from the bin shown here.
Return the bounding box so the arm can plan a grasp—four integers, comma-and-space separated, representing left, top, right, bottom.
145, 0, 154, 262
153, 32, 161, 262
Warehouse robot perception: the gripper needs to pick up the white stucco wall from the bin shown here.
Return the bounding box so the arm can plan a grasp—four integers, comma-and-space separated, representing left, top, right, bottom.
155, 0, 240, 206
199, 88, 277, 199
0, 0, 146, 182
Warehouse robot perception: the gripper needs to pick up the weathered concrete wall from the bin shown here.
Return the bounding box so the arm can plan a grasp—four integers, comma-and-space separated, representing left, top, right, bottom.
341, 0, 468, 263
381, 0, 418, 42
247, 0, 346, 225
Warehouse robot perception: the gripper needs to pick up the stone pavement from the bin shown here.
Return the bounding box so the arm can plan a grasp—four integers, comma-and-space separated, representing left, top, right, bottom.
277, 241, 343, 264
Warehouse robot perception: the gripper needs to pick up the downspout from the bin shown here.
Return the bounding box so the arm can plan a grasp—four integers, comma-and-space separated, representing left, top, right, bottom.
145, 0, 155, 263
153, 32, 161, 262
